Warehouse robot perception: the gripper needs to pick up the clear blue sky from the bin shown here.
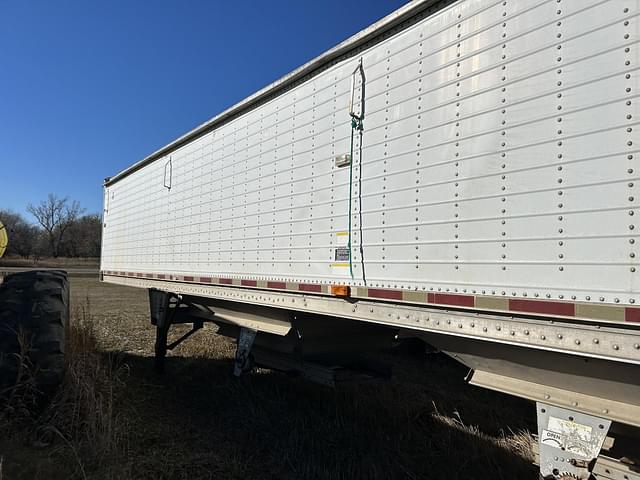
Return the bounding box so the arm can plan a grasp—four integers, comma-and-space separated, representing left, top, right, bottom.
0, 0, 405, 220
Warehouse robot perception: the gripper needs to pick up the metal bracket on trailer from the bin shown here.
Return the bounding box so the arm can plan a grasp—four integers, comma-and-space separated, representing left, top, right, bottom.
537, 402, 612, 480
532, 434, 640, 480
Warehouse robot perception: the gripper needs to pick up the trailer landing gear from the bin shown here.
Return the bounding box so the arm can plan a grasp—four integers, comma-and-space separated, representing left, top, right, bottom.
149, 289, 205, 372
233, 327, 257, 376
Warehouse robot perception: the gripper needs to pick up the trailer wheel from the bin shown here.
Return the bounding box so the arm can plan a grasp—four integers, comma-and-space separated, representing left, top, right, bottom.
0, 270, 69, 399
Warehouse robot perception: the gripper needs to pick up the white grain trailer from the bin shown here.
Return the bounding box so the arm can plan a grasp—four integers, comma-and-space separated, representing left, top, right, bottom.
101, 0, 640, 477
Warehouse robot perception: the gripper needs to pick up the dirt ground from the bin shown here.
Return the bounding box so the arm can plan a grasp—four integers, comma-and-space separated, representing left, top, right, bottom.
1, 276, 538, 479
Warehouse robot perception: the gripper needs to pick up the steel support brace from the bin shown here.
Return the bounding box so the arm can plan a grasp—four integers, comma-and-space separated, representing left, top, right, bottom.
537, 402, 612, 479
234, 327, 257, 377
149, 289, 207, 372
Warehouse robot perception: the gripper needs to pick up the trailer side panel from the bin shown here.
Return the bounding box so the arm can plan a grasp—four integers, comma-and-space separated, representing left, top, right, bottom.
101, 0, 640, 310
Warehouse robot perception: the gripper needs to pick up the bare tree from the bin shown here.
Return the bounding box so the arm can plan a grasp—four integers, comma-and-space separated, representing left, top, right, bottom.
27, 194, 85, 258
59, 213, 102, 258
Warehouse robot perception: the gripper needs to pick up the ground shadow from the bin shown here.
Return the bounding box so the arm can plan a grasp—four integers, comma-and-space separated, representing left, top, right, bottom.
108, 347, 537, 480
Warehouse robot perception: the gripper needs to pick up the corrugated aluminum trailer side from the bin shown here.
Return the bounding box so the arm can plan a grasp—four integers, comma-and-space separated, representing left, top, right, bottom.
101, 1, 640, 478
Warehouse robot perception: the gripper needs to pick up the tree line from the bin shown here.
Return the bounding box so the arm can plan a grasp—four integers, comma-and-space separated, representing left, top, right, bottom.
1, 194, 101, 259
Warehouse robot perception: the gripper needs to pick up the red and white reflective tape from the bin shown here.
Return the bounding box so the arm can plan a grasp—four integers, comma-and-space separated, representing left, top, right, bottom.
101, 270, 640, 324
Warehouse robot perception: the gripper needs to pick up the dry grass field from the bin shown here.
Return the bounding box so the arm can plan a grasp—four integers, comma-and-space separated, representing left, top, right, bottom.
0, 257, 99, 270
0, 275, 538, 480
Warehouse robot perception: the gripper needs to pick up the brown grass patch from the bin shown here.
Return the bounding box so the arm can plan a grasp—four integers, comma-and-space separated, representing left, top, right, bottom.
0, 257, 99, 269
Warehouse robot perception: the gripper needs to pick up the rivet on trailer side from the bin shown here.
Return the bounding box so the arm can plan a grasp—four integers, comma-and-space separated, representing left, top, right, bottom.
100, 0, 640, 478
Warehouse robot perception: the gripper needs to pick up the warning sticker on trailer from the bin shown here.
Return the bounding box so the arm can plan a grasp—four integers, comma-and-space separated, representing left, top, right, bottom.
331, 232, 351, 272
541, 416, 597, 458
335, 247, 350, 262
548, 416, 592, 443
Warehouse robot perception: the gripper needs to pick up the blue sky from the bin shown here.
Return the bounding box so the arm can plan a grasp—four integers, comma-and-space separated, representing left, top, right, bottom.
0, 0, 405, 219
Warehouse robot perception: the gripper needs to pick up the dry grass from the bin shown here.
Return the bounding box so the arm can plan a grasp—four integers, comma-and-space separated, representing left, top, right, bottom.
0, 276, 537, 479
0, 330, 40, 428
0, 257, 99, 269
36, 302, 129, 478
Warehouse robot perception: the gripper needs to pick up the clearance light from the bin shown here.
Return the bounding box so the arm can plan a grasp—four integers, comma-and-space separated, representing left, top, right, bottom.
331, 285, 351, 297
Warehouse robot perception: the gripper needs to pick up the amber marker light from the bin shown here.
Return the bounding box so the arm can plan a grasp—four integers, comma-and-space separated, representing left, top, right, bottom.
331, 285, 351, 297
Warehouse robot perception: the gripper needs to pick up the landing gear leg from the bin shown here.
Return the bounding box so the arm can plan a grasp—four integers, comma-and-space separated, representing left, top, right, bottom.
154, 321, 171, 373
234, 327, 257, 377
149, 289, 209, 373
149, 289, 173, 373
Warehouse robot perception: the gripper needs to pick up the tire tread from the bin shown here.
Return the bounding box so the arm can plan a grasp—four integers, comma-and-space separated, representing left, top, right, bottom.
0, 270, 69, 396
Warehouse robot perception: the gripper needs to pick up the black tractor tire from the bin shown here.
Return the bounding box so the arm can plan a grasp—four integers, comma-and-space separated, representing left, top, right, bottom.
0, 270, 69, 399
